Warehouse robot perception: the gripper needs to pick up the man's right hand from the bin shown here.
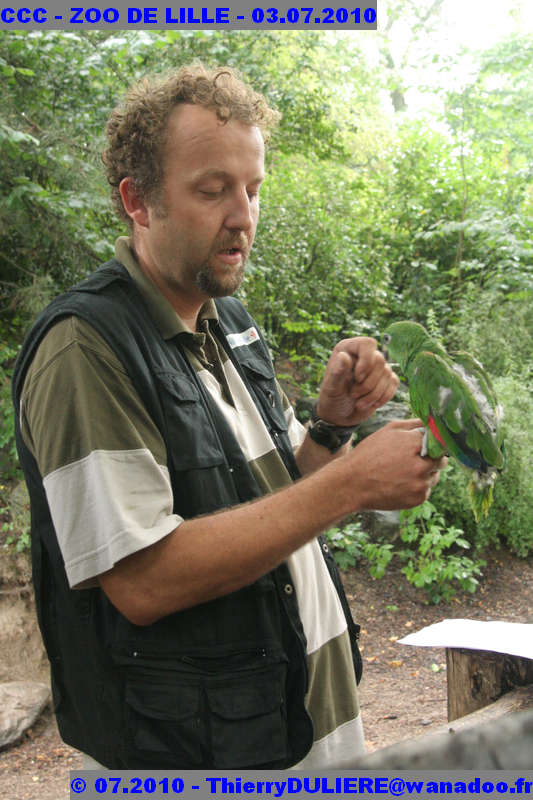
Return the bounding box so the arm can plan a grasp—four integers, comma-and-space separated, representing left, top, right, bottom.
342, 418, 447, 512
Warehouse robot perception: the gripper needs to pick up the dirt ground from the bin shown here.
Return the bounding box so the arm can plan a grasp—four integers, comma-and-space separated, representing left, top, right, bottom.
1, 549, 532, 799
347, 548, 533, 752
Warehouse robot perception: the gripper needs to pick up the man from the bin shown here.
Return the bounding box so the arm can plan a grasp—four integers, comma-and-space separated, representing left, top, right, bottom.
12, 65, 445, 770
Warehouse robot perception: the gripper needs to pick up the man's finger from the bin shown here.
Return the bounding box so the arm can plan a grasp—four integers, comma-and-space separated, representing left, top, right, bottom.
352, 368, 398, 408
389, 418, 425, 430
324, 350, 353, 385
353, 341, 380, 384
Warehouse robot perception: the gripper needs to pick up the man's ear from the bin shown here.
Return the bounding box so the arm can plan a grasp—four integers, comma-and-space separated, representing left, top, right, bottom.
119, 177, 150, 228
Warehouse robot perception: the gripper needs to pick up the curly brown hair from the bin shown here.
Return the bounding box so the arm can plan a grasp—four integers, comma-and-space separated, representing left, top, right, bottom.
102, 64, 280, 224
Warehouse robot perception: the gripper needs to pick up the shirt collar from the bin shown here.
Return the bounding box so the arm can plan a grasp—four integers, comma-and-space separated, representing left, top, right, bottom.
114, 236, 218, 340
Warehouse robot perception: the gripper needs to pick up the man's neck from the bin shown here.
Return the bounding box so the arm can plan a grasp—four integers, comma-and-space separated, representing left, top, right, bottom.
132, 241, 203, 332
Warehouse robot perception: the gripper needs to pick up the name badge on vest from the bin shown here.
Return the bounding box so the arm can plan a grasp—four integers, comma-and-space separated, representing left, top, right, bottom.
226, 326, 259, 349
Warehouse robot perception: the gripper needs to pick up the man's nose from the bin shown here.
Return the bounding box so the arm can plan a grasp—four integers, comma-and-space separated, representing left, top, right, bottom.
224, 187, 255, 231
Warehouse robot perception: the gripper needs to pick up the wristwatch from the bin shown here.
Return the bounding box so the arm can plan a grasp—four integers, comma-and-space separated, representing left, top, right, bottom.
307, 401, 358, 454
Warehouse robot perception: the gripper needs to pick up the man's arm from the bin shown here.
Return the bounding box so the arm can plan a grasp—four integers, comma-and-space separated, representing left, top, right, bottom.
23, 323, 443, 625
99, 335, 443, 625
99, 419, 445, 625
295, 336, 399, 475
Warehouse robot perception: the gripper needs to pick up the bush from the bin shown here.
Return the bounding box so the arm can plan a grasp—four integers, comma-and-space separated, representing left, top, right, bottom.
0, 342, 18, 478
324, 521, 370, 571
396, 501, 484, 604
449, 287, 533, 381
326, 503, 483, 604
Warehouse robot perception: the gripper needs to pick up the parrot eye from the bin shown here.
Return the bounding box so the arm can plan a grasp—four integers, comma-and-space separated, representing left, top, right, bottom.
383, 334, 391, 344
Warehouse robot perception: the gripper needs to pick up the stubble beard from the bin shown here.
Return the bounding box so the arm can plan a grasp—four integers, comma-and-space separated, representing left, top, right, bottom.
157, 245, 248, 300
193, 235, 250, 297
194, 259, 246, 297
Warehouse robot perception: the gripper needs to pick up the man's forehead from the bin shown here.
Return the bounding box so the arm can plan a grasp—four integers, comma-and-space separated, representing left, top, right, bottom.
189, 166, 265, 183
167, 104, 264, 150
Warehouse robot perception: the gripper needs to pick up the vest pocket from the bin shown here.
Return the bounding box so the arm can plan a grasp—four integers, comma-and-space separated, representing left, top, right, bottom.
207, 665, 288, 768
125, 678, 204, 766
154, 370, 224, 470
122, 659, 289, 768
239, 358, 289, 433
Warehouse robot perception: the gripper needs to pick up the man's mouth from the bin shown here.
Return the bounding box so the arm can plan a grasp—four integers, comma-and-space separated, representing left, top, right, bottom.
216, 247, 244, 265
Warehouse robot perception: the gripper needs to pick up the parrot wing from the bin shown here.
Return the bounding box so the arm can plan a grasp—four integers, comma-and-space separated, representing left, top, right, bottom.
451, 351, 503, 423
408, 350, 504, 472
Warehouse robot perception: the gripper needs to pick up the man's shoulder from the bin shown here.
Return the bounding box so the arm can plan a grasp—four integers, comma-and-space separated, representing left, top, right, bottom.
23, 315, 124, 392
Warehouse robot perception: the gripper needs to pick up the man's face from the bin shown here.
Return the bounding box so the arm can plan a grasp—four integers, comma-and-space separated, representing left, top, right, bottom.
144, 104, 265, 302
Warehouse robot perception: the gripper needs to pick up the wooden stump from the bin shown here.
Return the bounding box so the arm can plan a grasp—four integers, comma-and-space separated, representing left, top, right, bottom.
446, 647, 533, 721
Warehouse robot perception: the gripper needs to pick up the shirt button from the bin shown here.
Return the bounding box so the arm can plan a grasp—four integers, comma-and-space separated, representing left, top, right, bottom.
284, 583, 294, 595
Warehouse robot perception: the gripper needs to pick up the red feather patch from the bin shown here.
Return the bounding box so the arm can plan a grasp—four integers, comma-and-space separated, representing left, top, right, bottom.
428, 415, 446, 448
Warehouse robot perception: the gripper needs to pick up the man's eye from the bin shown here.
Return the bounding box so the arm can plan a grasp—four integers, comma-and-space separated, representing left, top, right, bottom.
200, 188, 224, 198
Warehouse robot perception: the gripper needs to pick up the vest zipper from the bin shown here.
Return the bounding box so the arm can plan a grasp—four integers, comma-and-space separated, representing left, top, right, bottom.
130, 647, 270, 663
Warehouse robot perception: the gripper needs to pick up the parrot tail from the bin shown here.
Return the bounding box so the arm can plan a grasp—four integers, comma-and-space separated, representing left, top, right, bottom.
467, 478, 494, 522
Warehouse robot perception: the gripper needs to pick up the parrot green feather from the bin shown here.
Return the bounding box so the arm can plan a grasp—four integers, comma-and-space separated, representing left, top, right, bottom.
382, 321, 504, 521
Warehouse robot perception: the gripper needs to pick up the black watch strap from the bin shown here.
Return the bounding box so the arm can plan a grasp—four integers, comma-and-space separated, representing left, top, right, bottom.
307, 401, 358, 454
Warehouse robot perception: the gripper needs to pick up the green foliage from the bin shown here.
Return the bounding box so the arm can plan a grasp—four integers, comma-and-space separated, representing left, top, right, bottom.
396, 501, 484, 604
326, 502, 483, 604
2, 514, 30, 554
325, 521, 395, 579
0, 483, 30, 554
449, 286, 533, 381
361, 539, 395, 581
324, 521, 370, 571
2, 30, 531, 363
278, 309, 341, 395
0, 342, 18, 477
445, 35, 533, 216
245, 151, 389, 365
0, 32, 118, 291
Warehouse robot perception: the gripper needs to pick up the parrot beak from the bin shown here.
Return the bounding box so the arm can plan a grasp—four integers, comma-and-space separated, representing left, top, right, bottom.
381, 335, 396, 366
381, 346, 400, 371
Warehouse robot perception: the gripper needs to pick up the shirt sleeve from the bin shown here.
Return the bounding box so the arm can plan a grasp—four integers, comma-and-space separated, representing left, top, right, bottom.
277, 380, 307, 449
20, 316, 183, 589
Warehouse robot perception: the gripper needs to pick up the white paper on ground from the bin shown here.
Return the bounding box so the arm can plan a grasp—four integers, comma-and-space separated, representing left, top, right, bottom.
398, 619, 533, 659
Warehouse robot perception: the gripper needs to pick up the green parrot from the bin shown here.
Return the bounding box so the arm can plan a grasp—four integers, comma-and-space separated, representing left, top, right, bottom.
382, 321, 505, 521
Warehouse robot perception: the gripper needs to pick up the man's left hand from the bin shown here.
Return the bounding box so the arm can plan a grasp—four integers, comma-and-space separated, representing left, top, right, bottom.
315, 337, 399, 427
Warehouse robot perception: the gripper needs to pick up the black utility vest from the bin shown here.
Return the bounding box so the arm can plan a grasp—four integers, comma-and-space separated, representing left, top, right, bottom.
12, 260, 361, 769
